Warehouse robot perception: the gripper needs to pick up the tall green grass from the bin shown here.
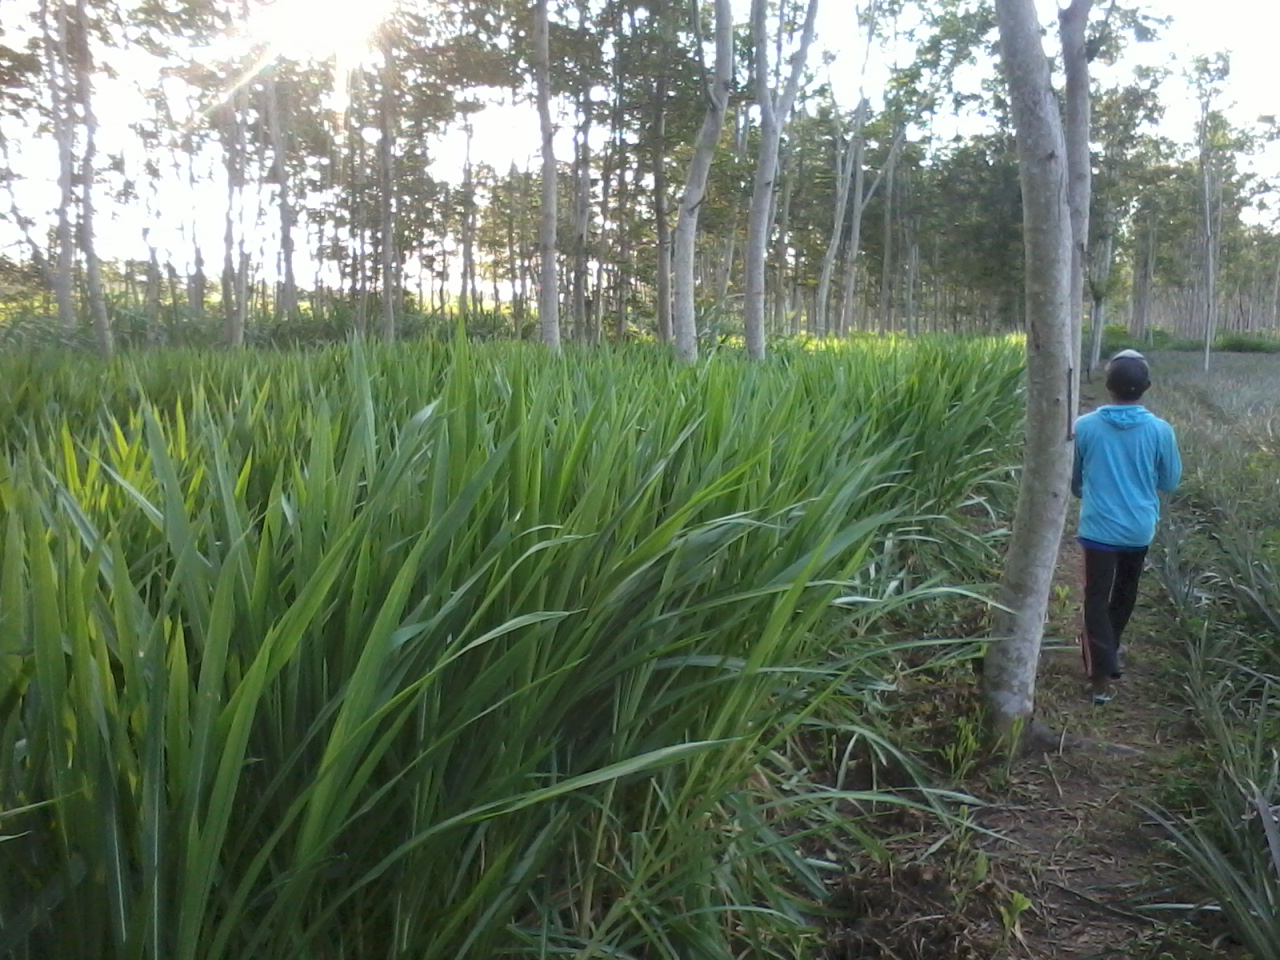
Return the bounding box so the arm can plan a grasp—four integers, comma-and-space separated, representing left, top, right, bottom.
1144, 352, 1280, 960
0, 338, 1023, 959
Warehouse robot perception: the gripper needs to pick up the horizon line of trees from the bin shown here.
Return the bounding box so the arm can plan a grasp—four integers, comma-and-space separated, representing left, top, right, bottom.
1, 0, 1277, 357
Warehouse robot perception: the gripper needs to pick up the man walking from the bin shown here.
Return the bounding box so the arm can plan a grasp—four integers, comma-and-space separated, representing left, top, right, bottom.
1072, 350, 1182, 704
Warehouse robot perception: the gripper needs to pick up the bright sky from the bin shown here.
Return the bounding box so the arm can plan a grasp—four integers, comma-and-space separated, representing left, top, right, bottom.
3, 0, 1278, 273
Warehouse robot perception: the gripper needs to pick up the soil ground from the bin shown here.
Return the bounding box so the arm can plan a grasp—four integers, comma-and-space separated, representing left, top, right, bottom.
823, 383, 1224, 960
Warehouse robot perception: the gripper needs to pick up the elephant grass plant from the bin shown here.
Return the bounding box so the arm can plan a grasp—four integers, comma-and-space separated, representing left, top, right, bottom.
1143, 351, 1280, 960
0, 337, 1023, 959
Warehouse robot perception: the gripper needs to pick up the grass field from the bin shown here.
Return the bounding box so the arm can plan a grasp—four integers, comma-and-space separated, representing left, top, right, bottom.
0, 338, 1025, 960
1141, 351, 1280, 958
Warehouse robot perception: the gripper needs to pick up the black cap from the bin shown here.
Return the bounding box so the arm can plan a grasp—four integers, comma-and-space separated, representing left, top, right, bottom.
1105, 350, 1150, 401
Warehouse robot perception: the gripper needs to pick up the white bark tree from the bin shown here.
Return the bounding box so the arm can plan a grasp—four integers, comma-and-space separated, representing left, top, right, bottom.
264, 71, 298, 319
219, 91, 246, 347
672, 0, 733, 364
836, 124, 905, 335
42, 0, 76, 334
73, 0, 111, 357
534, 0, 561, 353
815, 99, 864, 336
1059, 0, 1093, 381
1192, 58, 1229, 372
983, 0, 1079, 744
743, 0, 819, 360
377, 35, 397, 341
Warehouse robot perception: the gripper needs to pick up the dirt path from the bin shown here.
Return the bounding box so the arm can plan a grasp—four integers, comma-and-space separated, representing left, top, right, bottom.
823, 386, 1216, 960
969, 538, 1196, 959
964, 386, 1206, 959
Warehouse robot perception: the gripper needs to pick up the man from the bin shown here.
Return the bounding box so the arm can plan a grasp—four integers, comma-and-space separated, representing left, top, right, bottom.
1071, 349, 1182, 704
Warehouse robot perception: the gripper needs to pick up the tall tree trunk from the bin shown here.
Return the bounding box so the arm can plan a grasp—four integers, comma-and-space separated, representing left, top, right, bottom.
1198, 111, 1222, 372
771, 146, 795, 336
1130, 217, 1155, 339
220, 88, 247, 347
1086, 206, 1115, 372
74, 0, 111, 356
517, 168, 531, 324
1059, 0, 1093, 389
505, 164, 522, 322
188, 151, 206, 324
984, 0, 1077, 745
673, 0, 733, 363
191, 239, 206, 324
615, 165, 633, 341
652, 71, 673, 343
904, 214, 920, 336
571, 108, 592, 341
264, 71, 297, 318
43, 0, 76, 332
378, 38, 397, 341
534, 0, 561, 352
836, 131, 868, 335
816, 99, 864, 336
1270, 253, 1280, 331
838, 125, 903, 334
877, 150, 896, 334
144, 231, 161, 328
743, 0, 819, 360
165, 262, 182, 330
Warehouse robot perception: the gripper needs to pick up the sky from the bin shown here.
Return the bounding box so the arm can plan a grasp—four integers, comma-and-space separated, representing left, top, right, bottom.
2, 0, 1278, 274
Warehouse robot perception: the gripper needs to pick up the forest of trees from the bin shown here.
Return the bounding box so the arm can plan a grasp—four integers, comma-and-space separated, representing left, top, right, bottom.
0, 0, 1277, 358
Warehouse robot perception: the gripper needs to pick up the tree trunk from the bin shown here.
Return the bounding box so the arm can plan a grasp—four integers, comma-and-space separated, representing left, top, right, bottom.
836, 131, 868, 335
571, 108, 592, 341
651, 71, 673, 344
188, 151, 206, 324
771, 146, 795, 337
144, 232, 161, 327
904, 214, 920, 336
743, 0, 819, 360
1199, 123, 1222, 372
74, 0, 111, 356
1059, 0, 1093, 388
615, 165, 633, 341
878, 150, 896, 334
43, 0, 76, 332
673, 0, 733, 363
191, 239, 206, 324
221, 99, 243, 347
264, 71, 298, 319
838, 125, 903, 334
984, 0, 1077, 746
1270, 253, 1280, 331
534, 0, 561, 352
816, 99, 865, 335
1086, 209, 1115, 372
1130, 218, 1155, 340
378, 38, 397, 341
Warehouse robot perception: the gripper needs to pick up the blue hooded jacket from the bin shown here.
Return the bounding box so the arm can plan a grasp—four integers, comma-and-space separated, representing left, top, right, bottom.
1071, 404, 1181, 549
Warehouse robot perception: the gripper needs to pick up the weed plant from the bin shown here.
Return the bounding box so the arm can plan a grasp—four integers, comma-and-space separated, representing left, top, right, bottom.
0, 337, 1022, 959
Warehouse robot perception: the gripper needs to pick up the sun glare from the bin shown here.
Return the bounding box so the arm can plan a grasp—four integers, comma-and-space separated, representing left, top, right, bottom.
248, 0, 398, 69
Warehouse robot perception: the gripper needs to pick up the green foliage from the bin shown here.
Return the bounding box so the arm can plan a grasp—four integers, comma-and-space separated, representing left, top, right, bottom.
0, 338, 1023, 959
1097, 326, 1280, 359
1211, 332, 1280, 354
1144, 352, 1280, 960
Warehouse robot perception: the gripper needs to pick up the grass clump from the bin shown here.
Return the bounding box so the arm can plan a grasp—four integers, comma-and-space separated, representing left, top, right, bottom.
0, 337, 1023, 960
